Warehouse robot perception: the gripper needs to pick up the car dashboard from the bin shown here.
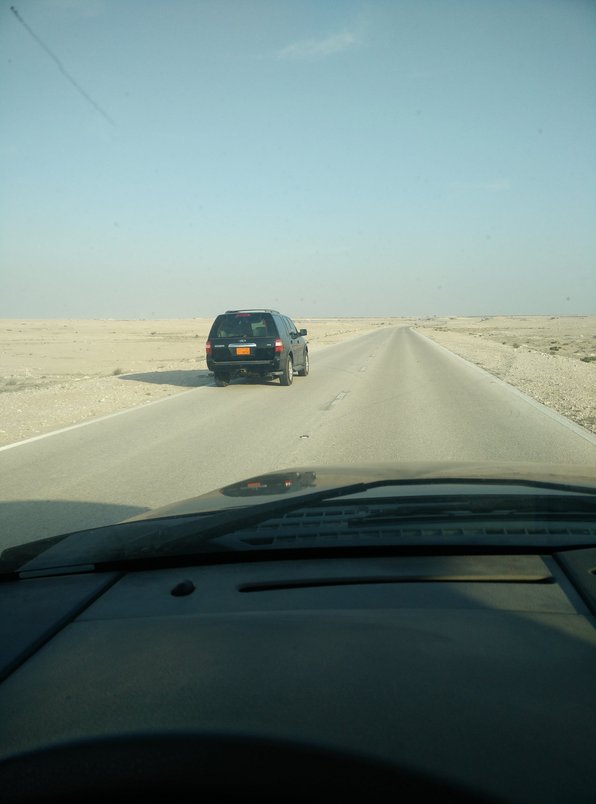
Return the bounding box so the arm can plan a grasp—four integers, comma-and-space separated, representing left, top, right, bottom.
0, 548, 595, 802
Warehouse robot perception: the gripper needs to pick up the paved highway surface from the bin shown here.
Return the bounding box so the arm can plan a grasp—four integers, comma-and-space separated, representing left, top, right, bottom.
1, 327, 595, 549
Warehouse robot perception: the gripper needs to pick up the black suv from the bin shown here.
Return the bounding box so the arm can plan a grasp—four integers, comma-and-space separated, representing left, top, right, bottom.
205, 310, 309, 386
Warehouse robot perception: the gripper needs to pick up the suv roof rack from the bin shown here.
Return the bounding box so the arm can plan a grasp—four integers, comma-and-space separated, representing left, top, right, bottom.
224, 309, 280, 314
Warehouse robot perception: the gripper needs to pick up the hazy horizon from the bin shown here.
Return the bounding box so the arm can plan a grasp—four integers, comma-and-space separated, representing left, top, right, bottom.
1, 313, 593, 323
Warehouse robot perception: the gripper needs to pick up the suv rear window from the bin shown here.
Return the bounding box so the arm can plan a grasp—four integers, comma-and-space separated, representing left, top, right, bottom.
211, 313, 275, 339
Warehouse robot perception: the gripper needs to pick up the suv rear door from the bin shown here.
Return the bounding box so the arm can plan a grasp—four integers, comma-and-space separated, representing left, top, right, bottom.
209, 312, 279, 367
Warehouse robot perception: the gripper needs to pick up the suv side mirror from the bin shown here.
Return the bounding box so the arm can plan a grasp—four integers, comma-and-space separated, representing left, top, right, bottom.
300, 329, 307, 336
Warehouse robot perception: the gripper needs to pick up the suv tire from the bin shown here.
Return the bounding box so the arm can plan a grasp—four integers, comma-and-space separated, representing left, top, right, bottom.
214, 373, 230, 387
296, 351, 309, 377
280, 356, 293, 386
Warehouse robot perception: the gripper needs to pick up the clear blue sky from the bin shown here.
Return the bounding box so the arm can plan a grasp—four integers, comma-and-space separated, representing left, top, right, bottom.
1, 0, 594, 318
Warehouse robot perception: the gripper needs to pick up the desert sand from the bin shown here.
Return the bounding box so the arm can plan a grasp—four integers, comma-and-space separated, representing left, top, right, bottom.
0, 316, 594, 448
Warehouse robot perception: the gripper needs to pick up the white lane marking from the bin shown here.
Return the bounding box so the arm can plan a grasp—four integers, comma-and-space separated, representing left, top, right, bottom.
0, 387, 198, 453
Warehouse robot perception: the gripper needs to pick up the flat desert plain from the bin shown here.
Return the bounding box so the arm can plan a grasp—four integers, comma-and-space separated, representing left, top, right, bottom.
0, 316, 594, 448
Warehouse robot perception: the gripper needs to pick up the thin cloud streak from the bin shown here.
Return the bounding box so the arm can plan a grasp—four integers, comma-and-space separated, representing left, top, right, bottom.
276, 31, 357, 61
10, 5, 115, 126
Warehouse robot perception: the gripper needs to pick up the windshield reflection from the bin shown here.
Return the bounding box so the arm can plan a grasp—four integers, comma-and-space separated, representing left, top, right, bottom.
220, 472, 317, 497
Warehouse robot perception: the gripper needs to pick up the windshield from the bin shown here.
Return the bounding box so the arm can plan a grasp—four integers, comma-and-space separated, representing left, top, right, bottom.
0, 0, 595, 565
211, 313, 274, 338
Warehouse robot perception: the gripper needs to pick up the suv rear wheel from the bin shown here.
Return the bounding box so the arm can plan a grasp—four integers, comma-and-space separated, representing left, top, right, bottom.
296, 351, 309, 377
280, 356, 293, 386
214, 372, 230, 387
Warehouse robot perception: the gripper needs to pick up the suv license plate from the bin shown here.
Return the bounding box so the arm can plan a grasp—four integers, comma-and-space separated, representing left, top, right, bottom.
236, 347, 251, 355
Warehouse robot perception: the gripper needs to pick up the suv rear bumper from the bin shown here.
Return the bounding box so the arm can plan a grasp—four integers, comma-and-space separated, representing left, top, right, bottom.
207, 357, 283, 375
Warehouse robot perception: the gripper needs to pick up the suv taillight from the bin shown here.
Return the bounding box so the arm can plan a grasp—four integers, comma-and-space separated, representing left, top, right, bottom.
206, 340, 212, 356
274, 338, 283, 353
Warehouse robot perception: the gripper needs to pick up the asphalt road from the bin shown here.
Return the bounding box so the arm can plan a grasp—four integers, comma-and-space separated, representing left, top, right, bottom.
0, 327, 595, 549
